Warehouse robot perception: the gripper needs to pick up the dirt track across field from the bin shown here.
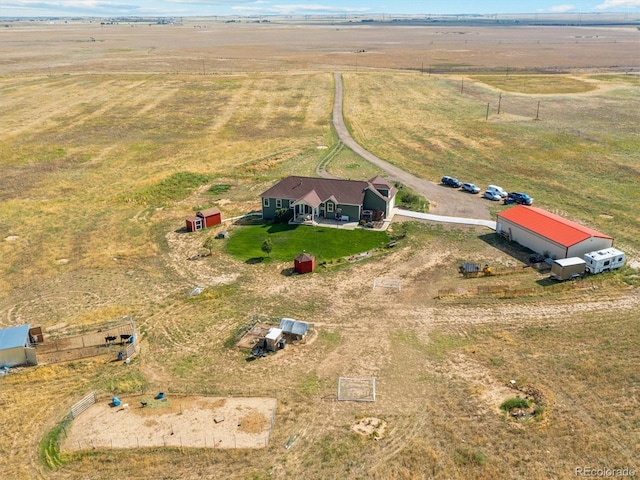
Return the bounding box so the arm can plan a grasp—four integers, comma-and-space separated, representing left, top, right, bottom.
332, 72, 491, 219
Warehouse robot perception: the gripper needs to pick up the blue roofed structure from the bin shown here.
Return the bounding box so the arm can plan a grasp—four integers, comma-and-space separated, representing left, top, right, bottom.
278, 318, 310, 340
0, 324, 34, 368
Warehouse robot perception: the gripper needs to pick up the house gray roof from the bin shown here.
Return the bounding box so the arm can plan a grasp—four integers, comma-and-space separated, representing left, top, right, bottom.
279, 318, 310, 336
0, 324, 30, 351
260, 176, 395, 206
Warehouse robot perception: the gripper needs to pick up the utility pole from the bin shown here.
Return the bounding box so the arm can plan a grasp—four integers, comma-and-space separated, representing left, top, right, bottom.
535, 100, 541, 120
486, 103, 490, 121
497, 93, 503, 114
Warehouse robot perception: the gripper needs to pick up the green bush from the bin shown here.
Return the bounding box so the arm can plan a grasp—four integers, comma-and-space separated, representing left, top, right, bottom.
274, 208, 293, 224
500, 397, 530, 411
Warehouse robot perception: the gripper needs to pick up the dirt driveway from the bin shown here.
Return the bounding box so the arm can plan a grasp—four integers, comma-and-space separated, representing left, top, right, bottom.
332, 72, 491, 220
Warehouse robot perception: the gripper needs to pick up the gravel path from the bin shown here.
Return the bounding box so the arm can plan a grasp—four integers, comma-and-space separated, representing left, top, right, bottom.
332, 72, 491, 220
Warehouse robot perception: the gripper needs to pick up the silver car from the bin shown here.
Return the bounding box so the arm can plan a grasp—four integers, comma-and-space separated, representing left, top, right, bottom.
461, 183, 480, 194
483, 190, 502, 201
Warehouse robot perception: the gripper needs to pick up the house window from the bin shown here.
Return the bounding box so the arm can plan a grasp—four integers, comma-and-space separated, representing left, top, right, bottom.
263, 198, 270, 207
276, 199, 282, 208
327, 202, 334, 213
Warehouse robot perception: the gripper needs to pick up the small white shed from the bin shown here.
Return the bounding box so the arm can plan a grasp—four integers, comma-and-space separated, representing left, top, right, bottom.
0, 324, 36, 368
265, 328, 283, 352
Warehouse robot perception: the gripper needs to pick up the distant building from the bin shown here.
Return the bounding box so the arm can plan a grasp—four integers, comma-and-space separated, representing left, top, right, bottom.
497, 206, 613, 259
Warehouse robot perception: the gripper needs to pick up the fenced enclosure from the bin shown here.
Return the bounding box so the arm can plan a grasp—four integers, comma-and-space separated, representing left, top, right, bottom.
55, 391, 278, 453
372, 277, 401, 294
338, 377, 376, 402
70, 391, 97, 419
35, 316, 137, 364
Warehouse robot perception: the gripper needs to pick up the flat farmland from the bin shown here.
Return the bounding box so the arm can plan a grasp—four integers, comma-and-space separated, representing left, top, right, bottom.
0, 19, 639, 480
2, 20, 640, 75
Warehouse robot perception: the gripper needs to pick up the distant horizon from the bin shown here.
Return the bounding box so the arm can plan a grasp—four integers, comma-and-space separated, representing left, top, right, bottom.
2, 1, 640, 19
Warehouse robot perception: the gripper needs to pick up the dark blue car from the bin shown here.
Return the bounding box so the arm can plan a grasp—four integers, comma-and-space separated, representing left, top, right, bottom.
441, 176, 461, 188
505, 192, 533, 205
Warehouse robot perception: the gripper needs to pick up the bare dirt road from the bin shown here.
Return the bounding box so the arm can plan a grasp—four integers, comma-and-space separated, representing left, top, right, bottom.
332, 72, 491, 219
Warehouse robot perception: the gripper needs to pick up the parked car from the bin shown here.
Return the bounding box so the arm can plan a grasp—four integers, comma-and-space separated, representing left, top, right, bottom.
505, 192, 533, 205
483, 190, 502, 201
461, 183, 481, 194
441, 176, 461, 188
486, 185, 508, 198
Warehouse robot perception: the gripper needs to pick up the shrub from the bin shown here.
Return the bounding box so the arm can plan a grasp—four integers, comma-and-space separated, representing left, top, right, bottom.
454, 447, 487, 466
500, 397, 530, 411
274, 208, 293, 224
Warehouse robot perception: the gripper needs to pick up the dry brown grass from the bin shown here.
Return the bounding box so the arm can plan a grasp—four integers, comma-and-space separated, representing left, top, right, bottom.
0, 21, 639, 480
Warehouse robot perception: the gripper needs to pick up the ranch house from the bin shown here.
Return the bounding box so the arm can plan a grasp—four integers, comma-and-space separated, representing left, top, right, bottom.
260, 175, 397, 223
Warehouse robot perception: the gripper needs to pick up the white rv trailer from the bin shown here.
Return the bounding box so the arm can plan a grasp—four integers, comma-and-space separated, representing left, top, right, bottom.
583, 248, 626, 274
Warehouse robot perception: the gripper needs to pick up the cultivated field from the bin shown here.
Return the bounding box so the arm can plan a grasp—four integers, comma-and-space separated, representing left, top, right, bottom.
0, 18, 639, 480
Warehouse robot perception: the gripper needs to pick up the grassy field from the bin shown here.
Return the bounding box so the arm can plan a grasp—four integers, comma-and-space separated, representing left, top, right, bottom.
224, 224, 389, 263
342, 72, 640, 249
1, 22, 639, 480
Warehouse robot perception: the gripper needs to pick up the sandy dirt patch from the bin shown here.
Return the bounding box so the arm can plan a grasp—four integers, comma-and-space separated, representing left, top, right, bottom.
352, 417, 387, 440
63, 395, 277, 451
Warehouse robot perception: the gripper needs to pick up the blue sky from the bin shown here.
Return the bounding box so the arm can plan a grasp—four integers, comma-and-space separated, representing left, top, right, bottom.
2, 0, 640, 18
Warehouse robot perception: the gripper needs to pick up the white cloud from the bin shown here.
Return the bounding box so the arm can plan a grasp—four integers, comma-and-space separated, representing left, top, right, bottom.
595, 0, 640, 9
549, 4, 576, 12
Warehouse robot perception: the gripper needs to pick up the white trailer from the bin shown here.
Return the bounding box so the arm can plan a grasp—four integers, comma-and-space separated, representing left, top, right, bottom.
583, 248, 626, 274
550, 257, 586, 281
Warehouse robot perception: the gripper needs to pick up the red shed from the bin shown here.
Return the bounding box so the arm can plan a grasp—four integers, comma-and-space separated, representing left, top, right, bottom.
294, 253, 315, 274
185, 215, 204, 232
185, 207, 222, 232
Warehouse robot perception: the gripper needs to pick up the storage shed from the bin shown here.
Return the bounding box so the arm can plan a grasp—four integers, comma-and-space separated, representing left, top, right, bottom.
294, 253, 315, 274
278, 318, 310, 341
0, 324, 36, 368
265, 328, 284, 352
497, 206, 613, 259
185, 207, 222, 232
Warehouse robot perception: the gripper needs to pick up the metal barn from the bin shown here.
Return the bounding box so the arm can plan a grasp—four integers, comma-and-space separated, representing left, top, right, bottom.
497, 206, 614, 259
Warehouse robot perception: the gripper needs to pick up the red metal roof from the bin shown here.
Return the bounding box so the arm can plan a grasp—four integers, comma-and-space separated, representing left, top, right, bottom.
498, 206, 612, 248
197, 207, 221, 218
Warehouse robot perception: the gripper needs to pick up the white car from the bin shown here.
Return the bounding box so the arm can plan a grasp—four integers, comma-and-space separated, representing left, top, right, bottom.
483, 190, 502, 201
486, 185, 508, 198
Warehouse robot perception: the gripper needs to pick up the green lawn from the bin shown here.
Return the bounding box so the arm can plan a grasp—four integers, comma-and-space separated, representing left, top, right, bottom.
225, 223, 389, 263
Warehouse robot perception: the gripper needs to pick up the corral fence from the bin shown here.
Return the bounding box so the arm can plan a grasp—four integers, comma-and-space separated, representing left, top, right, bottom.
52, 389, 279, 453
70, 391, 97, 419
36, 316, 137, 365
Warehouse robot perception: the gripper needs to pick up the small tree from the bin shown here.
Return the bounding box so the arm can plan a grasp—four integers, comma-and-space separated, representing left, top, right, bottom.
203, 236, 215, 256
261, 237, 273, 258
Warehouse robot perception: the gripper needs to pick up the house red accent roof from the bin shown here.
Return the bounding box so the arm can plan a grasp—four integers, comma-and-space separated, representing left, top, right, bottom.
197, 207, 221, 218
498, 206, 612, 248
